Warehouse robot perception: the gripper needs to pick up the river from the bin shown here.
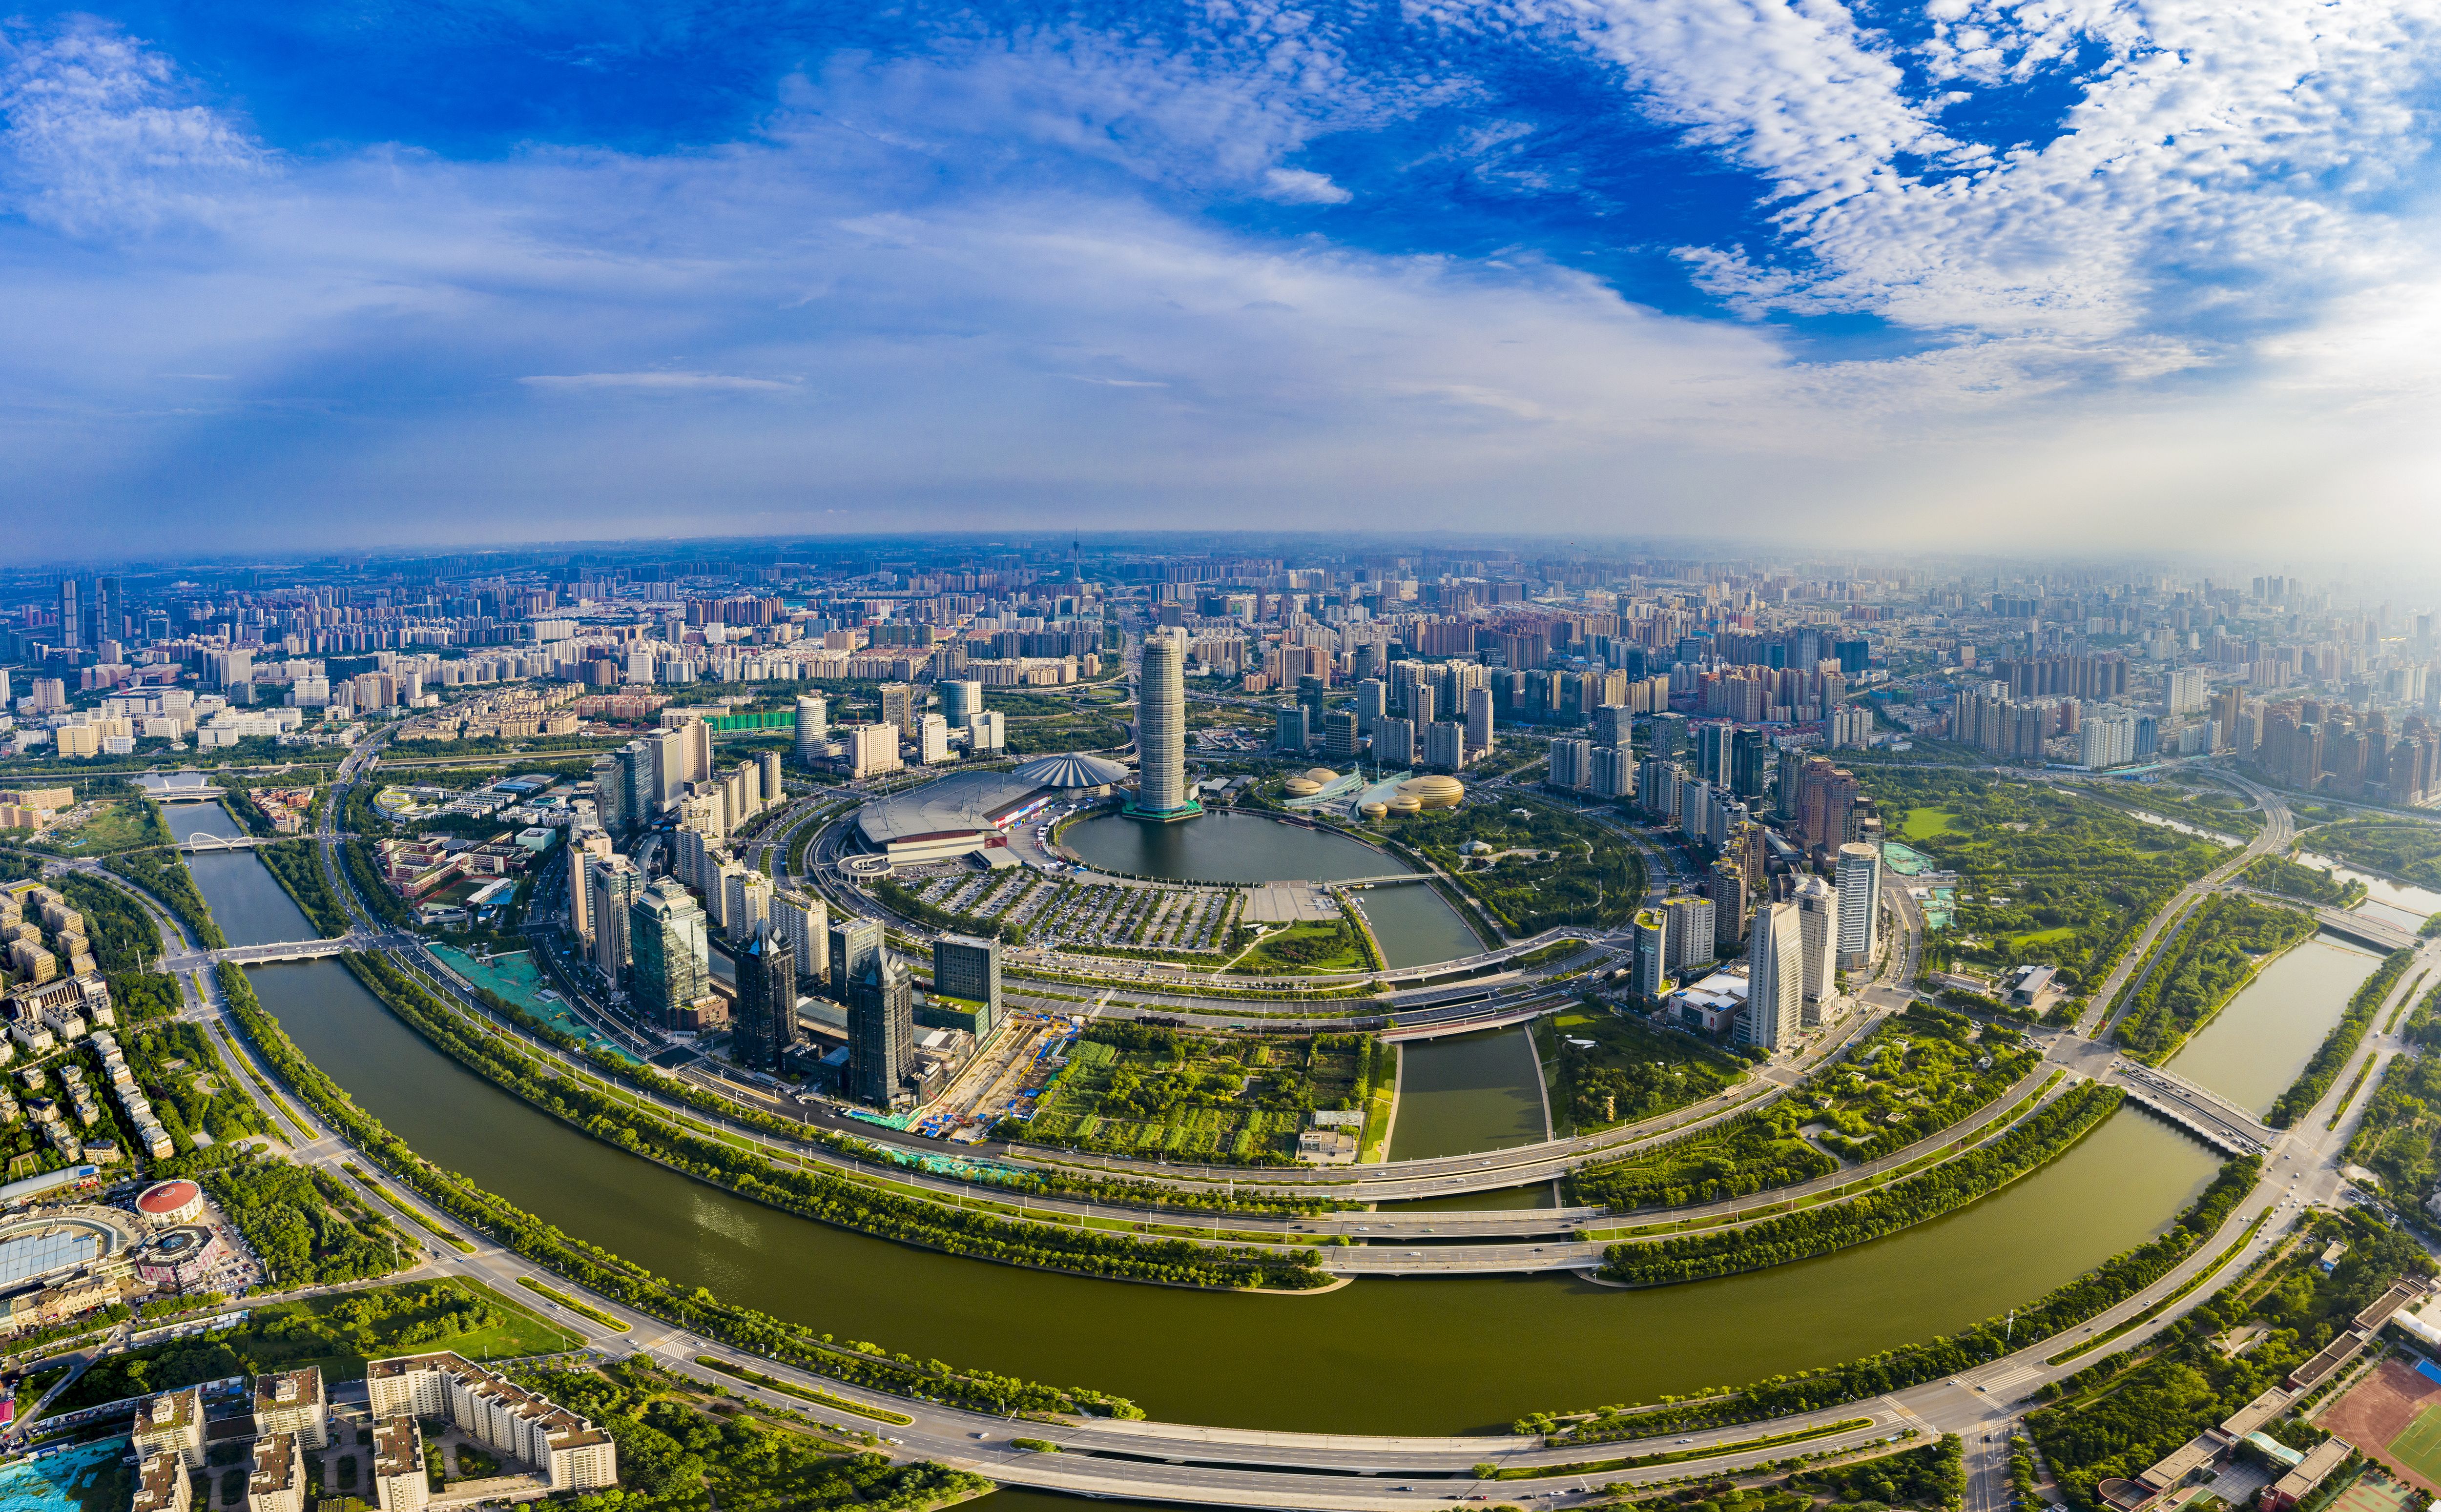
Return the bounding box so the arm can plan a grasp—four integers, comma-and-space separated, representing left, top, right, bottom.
160, 798, 318, 947
2292, 849, 2441, 936
2162, 936, 2384, 1116
249, 954, 2223, 1434
1060, 811, 1482, 967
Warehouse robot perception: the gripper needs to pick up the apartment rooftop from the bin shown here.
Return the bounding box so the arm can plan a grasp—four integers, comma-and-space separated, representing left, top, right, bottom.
368, 1351, 612, 1451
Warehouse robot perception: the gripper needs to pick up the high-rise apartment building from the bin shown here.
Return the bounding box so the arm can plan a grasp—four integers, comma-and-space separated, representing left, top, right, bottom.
1129, 633, 1200, 819
1632, 909, 1669, 997
1372, 716, 1415, 767
1424, 720, 1466, 770
1592, 704, 1632, 749
1465, 687, 1494, 755
1548, 738, 1592, 789
1744, 902, 1803, 1053
1662, 894, 1716, 972
56, 579, 78, 651
844, 724, 902, 779
1835, 843, 1882, 969
770, 889, 828, 985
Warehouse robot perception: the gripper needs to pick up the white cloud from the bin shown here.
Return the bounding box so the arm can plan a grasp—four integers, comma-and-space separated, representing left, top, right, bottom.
1526, 0, 2440, 368
0, 12, 2436, 564
519, 371, 801, 392
1261, 166, 1353, 203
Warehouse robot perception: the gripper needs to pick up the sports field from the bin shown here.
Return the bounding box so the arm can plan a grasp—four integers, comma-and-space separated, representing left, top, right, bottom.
2388, 1405, 2441, 1489
2322, 1358, 2441, 1494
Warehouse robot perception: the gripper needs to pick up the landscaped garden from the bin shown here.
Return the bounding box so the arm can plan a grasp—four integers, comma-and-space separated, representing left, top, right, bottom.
1542, 1004, 1746, 1135
2111, 893, 2316, 1063
1377, 799, 1643, 935
1859, 769, 2228, 997
1003, 1022, 1386, 1164
1568, 1003, 2037, 1209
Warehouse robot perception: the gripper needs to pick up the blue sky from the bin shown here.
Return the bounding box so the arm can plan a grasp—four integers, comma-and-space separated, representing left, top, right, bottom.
5, 0, 2440, 559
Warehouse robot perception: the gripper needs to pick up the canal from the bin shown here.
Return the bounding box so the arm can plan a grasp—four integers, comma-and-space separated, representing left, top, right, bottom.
250, 954, 2224, 1435
161, 799, 318, 948
2162, 936, 2384, 1116
1060, 811, 1482, 967
2292, 849, 2441, 937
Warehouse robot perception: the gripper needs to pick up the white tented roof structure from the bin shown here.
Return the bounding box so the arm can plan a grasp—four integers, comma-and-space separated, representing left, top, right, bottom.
1011, 753, 1130, 789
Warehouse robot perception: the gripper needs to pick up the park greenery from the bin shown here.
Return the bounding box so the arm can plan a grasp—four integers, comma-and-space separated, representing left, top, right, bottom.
2344, 976, 2441, 1200
486, 952, 1347, 1215
2029, 1211, 2430, 1510
1596, 1438, 1965, 1512
1570, 1005, 2033, 1209
54, 872, 183, 1022
2242, 854, 2366, 907
258, 838, 352, 938
166, 1141, 414, 1287
1856, 769, 2226, 993
2091, 776, 2264, 839
104, 847, 228, 950
1550, 1004, 1745, 1135
1568, 1106, 1835, 1212
2267, 946, 2415, 1127
339, 952, 1327, 1287
127, 1019, 272, 1150
2297, 817, 2441, 890
1007, 1021, 1384, 1164
1526, 1157, 2257, 1442
1235, 916, 1374, 974
1599, 1083, 2121, 1286
216, 962, 1152, 1420
48, 1279, 574, 1413
514, 1357, 993, 1512
2113, 895, 2316, 1063
1378, 799, 1645, 935
26, 797, 169, 856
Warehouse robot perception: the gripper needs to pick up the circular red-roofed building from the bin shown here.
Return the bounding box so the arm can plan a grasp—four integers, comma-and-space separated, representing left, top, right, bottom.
135, 1179, 203, 1226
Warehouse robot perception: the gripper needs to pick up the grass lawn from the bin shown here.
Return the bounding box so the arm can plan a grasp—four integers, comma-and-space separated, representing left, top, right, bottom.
47, 1278, 580, 1415
1549, 1007, 1745, 1134
1902, 807, 1964, 839
1238, 918, 1370, 975
243, 1276, 579, 1380
33, 799, 164, 855
2011, 925, 2076, 949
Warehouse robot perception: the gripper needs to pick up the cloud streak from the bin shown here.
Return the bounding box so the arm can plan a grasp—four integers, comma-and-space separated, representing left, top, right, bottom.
0, 6, 2435, 562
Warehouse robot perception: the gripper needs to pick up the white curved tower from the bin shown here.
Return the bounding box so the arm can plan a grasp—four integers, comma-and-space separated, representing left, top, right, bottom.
1127, 632, 1201, 821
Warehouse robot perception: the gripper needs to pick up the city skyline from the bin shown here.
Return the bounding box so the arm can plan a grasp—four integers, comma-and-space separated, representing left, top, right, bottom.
5, 4, 2441, 558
